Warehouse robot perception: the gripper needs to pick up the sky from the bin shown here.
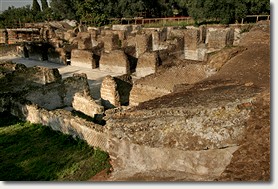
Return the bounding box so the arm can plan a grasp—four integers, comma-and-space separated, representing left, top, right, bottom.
0, 0, 50, 12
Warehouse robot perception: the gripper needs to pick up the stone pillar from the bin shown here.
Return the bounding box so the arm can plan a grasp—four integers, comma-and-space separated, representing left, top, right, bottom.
205, 28, 234, 52
135, 33, 152, 58
99, 50, 130, 74
71, 49, 97, 69
136, 52, 160, 77
77, 32, 92, 50
102, 32, 120, 53
100, 75, 120, 108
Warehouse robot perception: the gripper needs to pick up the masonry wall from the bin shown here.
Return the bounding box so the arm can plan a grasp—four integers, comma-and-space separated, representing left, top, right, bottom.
99, 50, 130, 74
71, 49, 97, 69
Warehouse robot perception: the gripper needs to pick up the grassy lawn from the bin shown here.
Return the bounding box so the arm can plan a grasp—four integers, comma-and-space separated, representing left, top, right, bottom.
0, 112, 111, 181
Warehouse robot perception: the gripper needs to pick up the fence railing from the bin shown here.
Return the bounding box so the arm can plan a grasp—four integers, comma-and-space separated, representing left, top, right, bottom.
109, 15, 270, 26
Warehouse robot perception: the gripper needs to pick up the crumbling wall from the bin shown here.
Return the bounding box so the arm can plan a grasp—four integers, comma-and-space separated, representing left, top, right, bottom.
101, 32, 120, 53
77, 32, 92, 50
99, 50, 130, 74
100, 74, 133, 108
0, 29, 7, 44
135, 33, 152, 58
71, 49, 97, 69
136, 52, 160, 77
72, 92, 104, 118
0, 63, 103, 118
48, 47, 67, 65
206, 27, 234, 52
100, 75, 120, 108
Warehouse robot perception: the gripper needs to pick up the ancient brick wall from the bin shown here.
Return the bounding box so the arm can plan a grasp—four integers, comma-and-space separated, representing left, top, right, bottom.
136, 52, 160, 77
71, 49, 97, 69
99, 50, 130, 74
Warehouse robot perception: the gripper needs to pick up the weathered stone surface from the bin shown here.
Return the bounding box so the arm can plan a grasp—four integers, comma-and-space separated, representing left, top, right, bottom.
99, 50, 130, 74
71, 49, 97, 69
130, 62, 207, 106
0, 29, 7, 44
206, 27, 234, 51
100, 75, 120, 108
48, 47, 67, 65
136, 52, 160, 77
135, 33, 152, 58
102, 32, 120, 53
129, 84, 170, 106
62, 73, 91, 106
72, 92, 104, 118
100, 75, 133, 108
205, 46, 246, 75
107, 83, 261, 150
77, 32, 92, 50
0, 64, 61, 93
107, 138, 239, 181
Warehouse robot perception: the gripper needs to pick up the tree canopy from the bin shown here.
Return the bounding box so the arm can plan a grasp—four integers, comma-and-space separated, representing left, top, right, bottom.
0, 0, 271, 28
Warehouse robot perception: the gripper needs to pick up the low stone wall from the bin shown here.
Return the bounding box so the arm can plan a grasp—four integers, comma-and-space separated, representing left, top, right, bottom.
135, 34, 152, 58
71, 49, 97, 69
48, 47, 67, 65
136, 52, 160, 77
77, 32, 92, 50
72, 92, 104, 118
99, 50, 130, 74
206, 27, 234, 52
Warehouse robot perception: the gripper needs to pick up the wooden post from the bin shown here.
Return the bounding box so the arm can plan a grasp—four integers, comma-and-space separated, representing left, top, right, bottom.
241, 18, 244, 24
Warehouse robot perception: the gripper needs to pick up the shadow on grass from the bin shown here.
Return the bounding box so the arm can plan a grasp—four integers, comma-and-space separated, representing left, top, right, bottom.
0, 112, 111, 181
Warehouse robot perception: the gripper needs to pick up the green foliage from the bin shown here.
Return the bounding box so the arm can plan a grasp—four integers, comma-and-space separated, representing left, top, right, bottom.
32, 0, 41, 13
0, 112, 111, 181
187, 0, 270, 25
0, 6, 34, 28
40, 0, 49, 11
50, 0, 78, 20
0, 0, 271, 28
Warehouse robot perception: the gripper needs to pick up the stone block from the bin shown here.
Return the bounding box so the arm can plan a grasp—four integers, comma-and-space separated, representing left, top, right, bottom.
72, 92, 104, 118
135, 33, 152, 58
48, 47, 67, 65
102, 32, 120, 53
184, 29, 200, 51
71, 49, 97, 69
100, 75, 120, 108
136, 52, 159, 77
77, 32, 92, 50
99, 50, 130, 74
206, 28, 234, 51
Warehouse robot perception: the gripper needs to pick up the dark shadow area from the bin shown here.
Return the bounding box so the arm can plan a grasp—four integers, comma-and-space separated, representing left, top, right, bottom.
71, 110, 106, 126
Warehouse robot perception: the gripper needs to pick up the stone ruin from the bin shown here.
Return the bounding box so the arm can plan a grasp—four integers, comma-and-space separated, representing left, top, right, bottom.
0, 21, 270, 181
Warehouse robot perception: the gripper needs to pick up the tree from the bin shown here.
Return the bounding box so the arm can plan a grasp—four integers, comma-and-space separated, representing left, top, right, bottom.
41, 0, 49, 11
0, 6, 34, 28
50, 0, 77, 20
32, 0, 41, 13
187, 0, 248, 24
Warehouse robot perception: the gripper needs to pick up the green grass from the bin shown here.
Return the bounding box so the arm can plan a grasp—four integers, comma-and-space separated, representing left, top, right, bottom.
143, 20, 195, 28
0, 112, 111, 181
